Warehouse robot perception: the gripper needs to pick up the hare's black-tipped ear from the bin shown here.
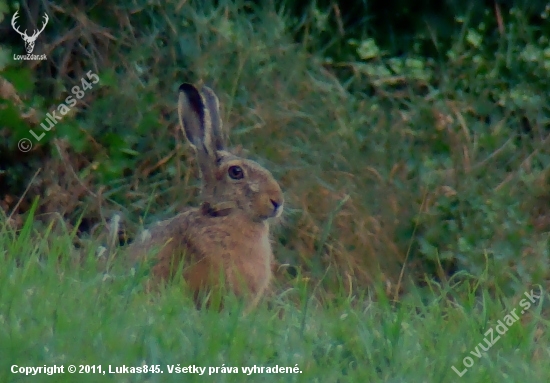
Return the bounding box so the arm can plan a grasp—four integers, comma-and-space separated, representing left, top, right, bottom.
178, 83, 220, 202
201, 86, 227, 151
178, 83, 208, 151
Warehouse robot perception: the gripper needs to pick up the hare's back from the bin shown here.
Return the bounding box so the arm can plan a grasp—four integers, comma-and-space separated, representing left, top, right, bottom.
126, 208, 196, 265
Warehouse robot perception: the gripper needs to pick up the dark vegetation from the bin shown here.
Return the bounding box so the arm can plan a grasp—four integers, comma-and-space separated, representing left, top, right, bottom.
1, 0, 549, 296
2, 2, 550, 382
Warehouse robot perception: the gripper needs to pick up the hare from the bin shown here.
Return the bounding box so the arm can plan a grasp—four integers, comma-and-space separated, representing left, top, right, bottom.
127, 83, 284, 310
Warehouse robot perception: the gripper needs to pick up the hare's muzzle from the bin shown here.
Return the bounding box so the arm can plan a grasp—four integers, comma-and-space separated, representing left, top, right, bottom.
270, 198, 283, 218
268, 196, 284, 218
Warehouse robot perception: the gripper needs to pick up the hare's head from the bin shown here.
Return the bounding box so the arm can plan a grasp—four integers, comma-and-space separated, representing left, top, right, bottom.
178, 83, 284, 222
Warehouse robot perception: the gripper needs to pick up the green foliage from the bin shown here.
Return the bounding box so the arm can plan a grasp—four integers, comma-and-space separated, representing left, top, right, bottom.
0, 223, 548, 382
1, 0, 550, 293
1, 1, 550, 379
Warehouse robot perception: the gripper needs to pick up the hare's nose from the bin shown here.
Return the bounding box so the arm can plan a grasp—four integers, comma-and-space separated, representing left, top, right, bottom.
270, 199, 283, 217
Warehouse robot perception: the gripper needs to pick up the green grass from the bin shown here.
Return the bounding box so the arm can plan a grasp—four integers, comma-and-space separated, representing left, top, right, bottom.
2, 1, 550, 292
0, 213, 549, 383
1, 1, 550, 381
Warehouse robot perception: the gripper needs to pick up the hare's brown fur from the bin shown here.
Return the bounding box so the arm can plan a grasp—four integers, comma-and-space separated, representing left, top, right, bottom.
127, 83, 283, 309
130, 208, 273, 304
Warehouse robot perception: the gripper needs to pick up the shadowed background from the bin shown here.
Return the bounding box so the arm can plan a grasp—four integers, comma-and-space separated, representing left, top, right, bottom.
1, 0, 549, 297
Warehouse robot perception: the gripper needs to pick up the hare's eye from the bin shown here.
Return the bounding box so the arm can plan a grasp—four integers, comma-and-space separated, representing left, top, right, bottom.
228, 165, 244, 180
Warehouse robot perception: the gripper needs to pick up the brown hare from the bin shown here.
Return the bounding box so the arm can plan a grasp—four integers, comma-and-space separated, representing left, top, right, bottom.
128, 83, 284, 310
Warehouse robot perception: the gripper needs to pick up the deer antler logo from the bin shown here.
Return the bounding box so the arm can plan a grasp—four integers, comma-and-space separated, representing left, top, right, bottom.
11, 11, 49, 54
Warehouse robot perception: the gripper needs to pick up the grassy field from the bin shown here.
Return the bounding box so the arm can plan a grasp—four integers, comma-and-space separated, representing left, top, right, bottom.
0, 209, 548, 382
1, 1, 550, 382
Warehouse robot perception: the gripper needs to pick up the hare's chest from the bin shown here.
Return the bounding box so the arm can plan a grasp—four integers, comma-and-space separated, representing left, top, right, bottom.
222, 224, 272, 264
212, 223, 272, 292
183, 218, 273, 298
234, 232, 272, 294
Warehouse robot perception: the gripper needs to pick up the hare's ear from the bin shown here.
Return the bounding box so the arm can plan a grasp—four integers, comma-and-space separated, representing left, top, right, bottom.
178, 83, 218, 194
178, 83, 210, 153
200, 85, 227, 151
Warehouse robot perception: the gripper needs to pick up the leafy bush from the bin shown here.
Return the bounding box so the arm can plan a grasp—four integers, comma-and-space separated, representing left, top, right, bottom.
0, 0, 549, 295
